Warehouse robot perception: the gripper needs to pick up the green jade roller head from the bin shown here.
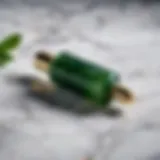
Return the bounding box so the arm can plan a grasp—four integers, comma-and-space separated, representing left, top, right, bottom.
34, 50, 135, 107
0, 32, 22, 67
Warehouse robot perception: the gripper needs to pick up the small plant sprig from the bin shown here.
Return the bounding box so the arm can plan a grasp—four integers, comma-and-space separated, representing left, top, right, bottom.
0, 32, 22, 67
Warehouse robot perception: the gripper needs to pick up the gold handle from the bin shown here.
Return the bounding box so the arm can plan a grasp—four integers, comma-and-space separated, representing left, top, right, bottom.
113, 85, 135, 105
34, 50, 54, 73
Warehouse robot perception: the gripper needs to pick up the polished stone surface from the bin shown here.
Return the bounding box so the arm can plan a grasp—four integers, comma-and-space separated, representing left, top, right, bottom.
0, 1, 160, 160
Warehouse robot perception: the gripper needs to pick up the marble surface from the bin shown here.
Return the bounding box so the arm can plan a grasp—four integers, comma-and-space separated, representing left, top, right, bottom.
0, 2, 160, 160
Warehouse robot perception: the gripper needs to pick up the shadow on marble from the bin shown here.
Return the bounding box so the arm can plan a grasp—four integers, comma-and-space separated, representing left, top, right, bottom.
7, 75, 123, 118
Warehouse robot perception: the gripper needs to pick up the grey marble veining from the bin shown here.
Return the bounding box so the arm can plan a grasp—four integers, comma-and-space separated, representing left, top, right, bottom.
0, 2, 160, 160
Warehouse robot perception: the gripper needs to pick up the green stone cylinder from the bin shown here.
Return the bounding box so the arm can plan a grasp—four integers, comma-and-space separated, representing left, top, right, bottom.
49, 51, 120, 107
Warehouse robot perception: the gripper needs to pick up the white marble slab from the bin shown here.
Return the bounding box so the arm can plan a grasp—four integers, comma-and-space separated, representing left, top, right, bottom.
0, 3, 160, 160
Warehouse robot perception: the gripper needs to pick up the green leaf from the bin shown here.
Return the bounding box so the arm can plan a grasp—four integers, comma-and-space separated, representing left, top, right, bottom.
0, 51, 13, 67
0, 32, 22, 52
0, 32, 23, 67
